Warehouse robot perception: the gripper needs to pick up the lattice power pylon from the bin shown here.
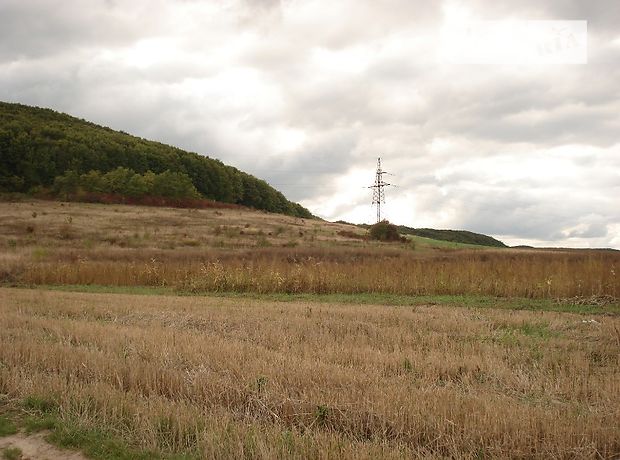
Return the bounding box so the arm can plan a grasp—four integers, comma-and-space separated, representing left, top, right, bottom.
368, 157, 394, 223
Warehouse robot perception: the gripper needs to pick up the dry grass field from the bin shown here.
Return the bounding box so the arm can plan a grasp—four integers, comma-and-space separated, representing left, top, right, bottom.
1, 200, 618, 300
1, 199, 619, 458
1, 288, 619, 459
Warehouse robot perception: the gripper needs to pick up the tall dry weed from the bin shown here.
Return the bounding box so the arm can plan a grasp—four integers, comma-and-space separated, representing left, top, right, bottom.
19, 250, 620, 299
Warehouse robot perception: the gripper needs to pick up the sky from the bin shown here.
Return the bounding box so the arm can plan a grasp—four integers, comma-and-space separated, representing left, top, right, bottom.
1, 0, 619, 248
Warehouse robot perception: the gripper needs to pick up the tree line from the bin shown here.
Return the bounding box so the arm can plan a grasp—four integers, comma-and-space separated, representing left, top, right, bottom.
0, 102, 313, 218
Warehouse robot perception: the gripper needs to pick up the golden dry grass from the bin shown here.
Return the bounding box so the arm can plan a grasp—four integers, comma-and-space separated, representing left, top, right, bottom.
16, 250, 618, 299
1, 288, 619, 458
1, 200, 619, 300
0, 199, 350, 252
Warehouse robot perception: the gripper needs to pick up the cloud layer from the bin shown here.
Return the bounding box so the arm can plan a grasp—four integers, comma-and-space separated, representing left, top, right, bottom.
1, 0, 619, 248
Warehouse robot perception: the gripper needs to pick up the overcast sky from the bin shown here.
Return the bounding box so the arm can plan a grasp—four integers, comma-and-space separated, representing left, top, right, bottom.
1, 0, 619, 248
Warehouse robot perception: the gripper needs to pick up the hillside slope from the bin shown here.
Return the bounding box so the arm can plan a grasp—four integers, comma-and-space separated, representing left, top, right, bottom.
398, 226, 507, 248
0, 101, 312, 217
351, 221, 506, 248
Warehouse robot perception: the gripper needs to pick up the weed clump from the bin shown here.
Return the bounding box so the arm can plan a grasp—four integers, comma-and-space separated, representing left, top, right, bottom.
22, 395, 58, 414
2, 447, 22, 460
0, 416, 18, 437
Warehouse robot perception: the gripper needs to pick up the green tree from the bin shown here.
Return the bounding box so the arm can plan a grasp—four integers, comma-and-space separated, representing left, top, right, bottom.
151, 170, 200, 198
52, 170, 80, 196
80, 170, 105, 193
102, 167, 135, 194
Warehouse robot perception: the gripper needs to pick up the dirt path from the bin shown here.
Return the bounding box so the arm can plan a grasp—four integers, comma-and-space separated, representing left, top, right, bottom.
0, 433, 86, 460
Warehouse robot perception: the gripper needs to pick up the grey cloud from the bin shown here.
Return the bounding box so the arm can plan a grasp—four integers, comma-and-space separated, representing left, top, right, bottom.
464, 0, 620, 37
0, 0, 143, 62
249, 132, 359, 201
451, 192, 573, 240
563, 221, 608, 239
422, 66, 620, 147
446, 187, 616, 242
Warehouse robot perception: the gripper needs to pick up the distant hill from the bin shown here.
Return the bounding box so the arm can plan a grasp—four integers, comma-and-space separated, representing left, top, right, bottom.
0, 101, 312, 218
397, 226, 507, 248
350, 221, 506, 248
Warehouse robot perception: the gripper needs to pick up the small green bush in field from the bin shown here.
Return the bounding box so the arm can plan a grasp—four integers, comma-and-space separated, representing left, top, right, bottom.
368, 220, 403, 242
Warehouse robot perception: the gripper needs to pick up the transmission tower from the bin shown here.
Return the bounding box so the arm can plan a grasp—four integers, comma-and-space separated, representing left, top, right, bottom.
368, 157, 394, 223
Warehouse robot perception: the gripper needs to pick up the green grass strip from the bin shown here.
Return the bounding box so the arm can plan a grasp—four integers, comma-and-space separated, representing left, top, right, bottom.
8, 284, 618, 315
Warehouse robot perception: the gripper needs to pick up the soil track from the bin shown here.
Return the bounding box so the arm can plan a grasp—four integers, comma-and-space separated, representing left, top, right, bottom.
0, 432, 85, 460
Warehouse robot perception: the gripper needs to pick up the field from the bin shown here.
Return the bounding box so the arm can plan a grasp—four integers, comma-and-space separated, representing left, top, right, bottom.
1, 200, 618, 300
1, 199, 619, 459
1, 288, 619, 459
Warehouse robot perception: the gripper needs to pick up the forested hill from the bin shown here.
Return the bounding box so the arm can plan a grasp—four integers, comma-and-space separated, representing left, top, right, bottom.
0, 101, 313, 218
397, 226, 507, 248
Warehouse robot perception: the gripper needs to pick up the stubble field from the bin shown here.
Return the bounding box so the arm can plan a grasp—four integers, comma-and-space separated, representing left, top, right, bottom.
1, 288, 619, 459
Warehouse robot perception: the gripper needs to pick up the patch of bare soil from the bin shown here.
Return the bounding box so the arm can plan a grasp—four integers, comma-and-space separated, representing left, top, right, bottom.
0, 432, 86, 460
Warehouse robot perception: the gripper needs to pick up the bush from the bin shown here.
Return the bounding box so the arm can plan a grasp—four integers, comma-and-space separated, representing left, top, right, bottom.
53, 168, 200, 200
368, 220, 404, 242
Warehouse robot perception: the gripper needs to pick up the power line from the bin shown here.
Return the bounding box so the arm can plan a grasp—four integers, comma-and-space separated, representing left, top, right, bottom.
368, 157, 395, 223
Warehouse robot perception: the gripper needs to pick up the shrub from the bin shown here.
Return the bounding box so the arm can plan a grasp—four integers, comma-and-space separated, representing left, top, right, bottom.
368, 220, 403, 242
